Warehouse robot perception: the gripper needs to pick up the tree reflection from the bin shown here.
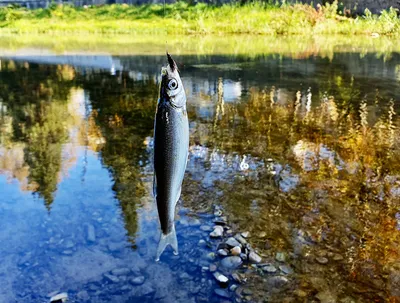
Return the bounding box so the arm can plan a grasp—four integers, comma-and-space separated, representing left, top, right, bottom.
80, 72, 157, 243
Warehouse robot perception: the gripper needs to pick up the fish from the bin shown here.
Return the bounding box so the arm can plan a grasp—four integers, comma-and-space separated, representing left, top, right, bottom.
153, 53, 189, 261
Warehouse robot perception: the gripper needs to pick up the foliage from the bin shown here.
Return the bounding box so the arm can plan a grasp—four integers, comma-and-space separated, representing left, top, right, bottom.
0, 2, 399, 35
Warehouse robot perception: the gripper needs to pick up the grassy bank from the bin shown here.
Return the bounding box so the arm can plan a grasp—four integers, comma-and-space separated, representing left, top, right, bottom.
0, 2, 399, 35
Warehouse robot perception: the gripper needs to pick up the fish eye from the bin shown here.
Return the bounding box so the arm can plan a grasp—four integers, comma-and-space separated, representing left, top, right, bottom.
168, 78, 178, 90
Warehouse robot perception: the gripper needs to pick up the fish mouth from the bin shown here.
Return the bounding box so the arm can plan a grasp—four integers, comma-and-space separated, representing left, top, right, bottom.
167, 52, 177, 72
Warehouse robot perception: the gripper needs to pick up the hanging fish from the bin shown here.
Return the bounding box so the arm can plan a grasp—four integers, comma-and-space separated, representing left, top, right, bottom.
153, 53, 189, 261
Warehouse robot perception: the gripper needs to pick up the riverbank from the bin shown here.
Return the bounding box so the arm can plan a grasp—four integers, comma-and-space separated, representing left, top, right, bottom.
0, 2, 399, 36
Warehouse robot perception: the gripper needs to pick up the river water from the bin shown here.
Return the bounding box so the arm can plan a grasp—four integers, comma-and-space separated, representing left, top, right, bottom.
0, 36, 399, 303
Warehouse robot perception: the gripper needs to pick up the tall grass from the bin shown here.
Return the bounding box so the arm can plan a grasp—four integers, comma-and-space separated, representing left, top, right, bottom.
0, 2, 399, 35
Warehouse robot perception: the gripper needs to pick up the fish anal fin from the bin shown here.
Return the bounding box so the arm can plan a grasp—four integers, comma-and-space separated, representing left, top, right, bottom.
155, 225, 178, 261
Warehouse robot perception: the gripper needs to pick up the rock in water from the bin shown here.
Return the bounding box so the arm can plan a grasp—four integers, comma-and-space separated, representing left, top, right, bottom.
214, 289, 230, 299
248, 251, 262, 264
225, 237, 241, 247
210, 226, 224, 238
221, 256, 243, 269
50, 292, 68, 303
213, 272, 229, 284
231, 246, 241, 256
130, 276, 145, 285
86, 224, 96, 243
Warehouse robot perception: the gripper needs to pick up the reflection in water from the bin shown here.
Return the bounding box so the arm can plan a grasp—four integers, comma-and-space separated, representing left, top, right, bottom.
0, 51, 399, 302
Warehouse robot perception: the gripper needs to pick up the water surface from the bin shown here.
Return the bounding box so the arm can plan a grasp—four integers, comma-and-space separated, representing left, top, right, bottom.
0, 37, 400, 302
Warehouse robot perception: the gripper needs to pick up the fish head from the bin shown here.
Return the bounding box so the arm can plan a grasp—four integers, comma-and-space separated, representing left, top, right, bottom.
159, 53, 186, 108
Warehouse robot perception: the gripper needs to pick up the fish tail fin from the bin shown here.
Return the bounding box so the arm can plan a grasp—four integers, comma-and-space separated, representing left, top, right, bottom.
155, 225, 178, 262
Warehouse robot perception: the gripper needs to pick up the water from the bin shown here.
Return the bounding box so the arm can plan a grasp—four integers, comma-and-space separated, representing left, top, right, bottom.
0, 38, 400, 302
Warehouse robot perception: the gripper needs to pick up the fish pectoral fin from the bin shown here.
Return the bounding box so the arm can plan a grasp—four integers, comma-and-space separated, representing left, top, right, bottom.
155, 225, 178, 262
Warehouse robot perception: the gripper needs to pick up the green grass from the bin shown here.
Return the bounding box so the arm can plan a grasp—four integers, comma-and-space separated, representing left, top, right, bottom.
0, 1, 399, 35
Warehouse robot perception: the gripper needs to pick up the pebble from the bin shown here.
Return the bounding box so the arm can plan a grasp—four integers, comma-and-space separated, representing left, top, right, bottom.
333, 254, 344, 261
217, 249, 228, 257
243, 289, 253, 295
275, 252, 286, 262
209, 264, 217, 272
248, 251, 262, 264
61, 250, 73, 256
121, 285, 132, 292
206, 252, 216, 260
231, 246, 241, 256
214, 217, 227, 225
240, 253, 248, 260
262, 265, 277, 273
213, 272, 229, 283
234, 234, 247, 245
198, 240, 206, 246
316, 257, 329, 264
104, 274, 119, 284
210, 226, 224, 238
76, 290, 90, 301
214, 289, 230, 299
221, 256, 243, 269
241, 231, 250, 238
63, 240, 75, 249
225, 237, 241, 247
230, 284, 238, 291
86, 224, 96, 243
50, 292, 68, 303
130, 283, 155, 297
279, 265, 293, 274
214, 210, 223, 216
258, 231, 267, 238
200, 225, 212, 232
268, 276, 289, 288
231, 273, 242, 283
111, 268, 130, 276
130, 276, 145, 285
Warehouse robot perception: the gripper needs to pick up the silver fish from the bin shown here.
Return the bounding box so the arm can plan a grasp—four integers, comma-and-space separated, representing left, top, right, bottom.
153, 53, 189, 261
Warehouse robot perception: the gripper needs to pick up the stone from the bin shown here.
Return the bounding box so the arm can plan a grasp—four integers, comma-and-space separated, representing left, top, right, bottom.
214, 289, 230, 299
104, 274, 119, 284
294, 289, 308, 297
268, 276, 289, 288
231, 273, 242, 283
333, 254, 344, 261
200, 225, 212, 232
262, 265, 277, 273
209, 264, 217, 272
279, 265, 293, 274
217, 243, 230, 250
61, 250, 73, 256
130, 283, 155, 297
240, 253, 248, 260
111, 268, 130, 276
210, 226, 224, 238
206, 252, 216, 260
50, 292, 68, 303
230, 284, 238, 291
217, 249, 228, 257
259, 231, 267, 238
316, 291, 336, 303
130, 276, 145, 285
226, 237, 241, 247
121, 285, 132, 292
275, 252, 286, 262
63, 240, 75, 249
241, 231, 250, 238
198, 240, 206, 246
76, 290, 89, 301
214, 217, 227, 225
221, 256, 243, 269
248, 252, 262, 264
243, 289, 253, 295
316, 257, 329, 264
231, 246, 241, 256
213, 272, 229, 283
234, 234, 247, 245
214, 210, 223, 216
86, 224, 96, 243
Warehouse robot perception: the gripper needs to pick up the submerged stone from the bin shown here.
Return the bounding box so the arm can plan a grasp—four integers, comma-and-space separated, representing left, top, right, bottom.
225, 237, 241, 247
130, 276, 145, 285
50, 292, 68, 303
248, 251, 262, 264
221, 256, 243, 269
214, 289, 230, 299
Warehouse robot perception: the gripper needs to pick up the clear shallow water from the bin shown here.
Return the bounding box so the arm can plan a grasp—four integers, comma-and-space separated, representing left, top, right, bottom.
0, 47, 400, 302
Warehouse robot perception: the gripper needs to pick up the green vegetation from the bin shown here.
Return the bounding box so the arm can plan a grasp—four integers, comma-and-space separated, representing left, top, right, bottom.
0, 1, 399, 35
